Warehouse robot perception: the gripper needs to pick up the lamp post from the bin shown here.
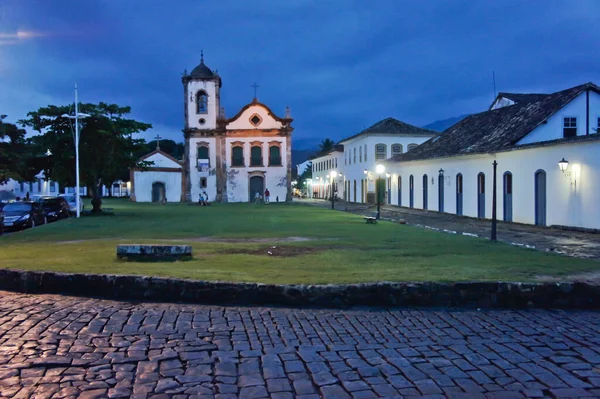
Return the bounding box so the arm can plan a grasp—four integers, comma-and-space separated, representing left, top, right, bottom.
375, 164, 385, 219
330, 171, 337, 209
491, 160, 498, 241
61, 83, 90, 218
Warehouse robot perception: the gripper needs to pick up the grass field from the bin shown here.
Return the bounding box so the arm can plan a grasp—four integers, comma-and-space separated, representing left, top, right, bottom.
0, 198, 597, 284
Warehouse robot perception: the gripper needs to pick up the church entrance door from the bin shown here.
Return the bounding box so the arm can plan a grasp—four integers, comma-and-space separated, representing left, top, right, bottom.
152, 182, 166, 203
249, 176, 264, 202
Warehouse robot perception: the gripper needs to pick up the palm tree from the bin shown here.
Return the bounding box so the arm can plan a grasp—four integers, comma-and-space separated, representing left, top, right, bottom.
319, 138, 335, 153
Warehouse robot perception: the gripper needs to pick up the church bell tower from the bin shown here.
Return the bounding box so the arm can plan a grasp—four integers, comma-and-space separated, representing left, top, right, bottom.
182, 51, 222, 131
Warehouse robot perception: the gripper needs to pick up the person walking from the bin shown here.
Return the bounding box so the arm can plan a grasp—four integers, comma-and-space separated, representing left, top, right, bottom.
264, 188, 270, 204
255, 191, 262, 204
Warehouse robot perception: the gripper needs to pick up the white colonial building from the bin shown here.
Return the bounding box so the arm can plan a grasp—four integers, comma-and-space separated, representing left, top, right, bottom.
0, 171, 128, 200
383, 82, 600, 229
131, 55, 294, 203
311, 118, 436, 202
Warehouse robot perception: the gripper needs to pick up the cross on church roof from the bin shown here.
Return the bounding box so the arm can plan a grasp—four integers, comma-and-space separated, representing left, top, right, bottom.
154, 134, 162, 150
251, 82, 260, 100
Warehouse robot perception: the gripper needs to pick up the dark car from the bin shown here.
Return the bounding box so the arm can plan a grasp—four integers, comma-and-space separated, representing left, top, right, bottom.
0, 203, 4, 236
2, 201, 47, 231
41, 197, 71, 222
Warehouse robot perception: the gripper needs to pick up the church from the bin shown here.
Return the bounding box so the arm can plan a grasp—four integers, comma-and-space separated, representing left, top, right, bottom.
131, 54, 294, 203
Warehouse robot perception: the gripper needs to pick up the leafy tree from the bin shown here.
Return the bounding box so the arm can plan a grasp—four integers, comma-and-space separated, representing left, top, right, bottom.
318, 138, 336, 154
0, 115, 33, 183
141, 139, 184, 160
20, 103, 152, 213
296, 162, 312, 194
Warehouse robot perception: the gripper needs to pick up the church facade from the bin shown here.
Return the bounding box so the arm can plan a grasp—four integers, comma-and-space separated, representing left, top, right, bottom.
131, 55, 294, 203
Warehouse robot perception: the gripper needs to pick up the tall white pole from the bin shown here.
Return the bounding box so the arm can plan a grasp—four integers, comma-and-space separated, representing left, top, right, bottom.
75, 83, 81, 218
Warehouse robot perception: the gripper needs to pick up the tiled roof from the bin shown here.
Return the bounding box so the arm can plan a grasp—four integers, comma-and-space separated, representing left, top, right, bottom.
496, 92, 549, 105
339, 117, 437, 144
388, 82, 600, 164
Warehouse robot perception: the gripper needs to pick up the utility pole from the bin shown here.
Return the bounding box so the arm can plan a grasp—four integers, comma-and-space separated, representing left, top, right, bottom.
491, 160, 498, 241
75, 83, 81, 219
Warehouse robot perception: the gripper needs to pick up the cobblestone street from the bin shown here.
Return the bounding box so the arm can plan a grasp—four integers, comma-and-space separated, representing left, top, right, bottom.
0, 292, 599, 398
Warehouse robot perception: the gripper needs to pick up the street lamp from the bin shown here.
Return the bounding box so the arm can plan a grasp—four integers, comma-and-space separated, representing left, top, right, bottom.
375, 164, 385, 219
330, 171, 337, 209
61, 83, 90, 218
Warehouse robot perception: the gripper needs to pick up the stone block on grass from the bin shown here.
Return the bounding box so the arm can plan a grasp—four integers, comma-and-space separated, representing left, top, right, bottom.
116, 245, 192, 262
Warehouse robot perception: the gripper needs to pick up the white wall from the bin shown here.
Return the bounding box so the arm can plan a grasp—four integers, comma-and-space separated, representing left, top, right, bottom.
189, 137, 218, 203
145, 152, 181, 168
224, 137, 288, 202
134, 170, 182, 203
311, 151, 343, 200
385, 139, 600, 229
226, 105, 283, 130
518, 90, 600, 145
186, 80, 219, 130
339, 134, 434, 203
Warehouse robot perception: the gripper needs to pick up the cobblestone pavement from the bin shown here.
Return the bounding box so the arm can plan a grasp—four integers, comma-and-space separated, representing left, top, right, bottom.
1, 292, 600, 398
298, 199, 600, 262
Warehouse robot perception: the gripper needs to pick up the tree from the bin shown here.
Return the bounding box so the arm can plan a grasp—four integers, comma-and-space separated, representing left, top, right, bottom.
0, 115, 32, 184
319, 138, 336, 154
296, 162, 312, 194
20, 103, 152, 213
141, 139, 184, 160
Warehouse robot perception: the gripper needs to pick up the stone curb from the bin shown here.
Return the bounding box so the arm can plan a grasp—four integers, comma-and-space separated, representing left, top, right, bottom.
0, 268, 599, 309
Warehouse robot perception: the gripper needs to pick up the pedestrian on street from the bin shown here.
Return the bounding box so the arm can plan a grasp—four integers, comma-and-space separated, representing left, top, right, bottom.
264, 188, 270, 204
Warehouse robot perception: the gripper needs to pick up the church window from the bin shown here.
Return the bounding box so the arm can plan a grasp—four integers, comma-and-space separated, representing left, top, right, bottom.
231, 145, 244, 167
375, 144, 386, 160
407, 143, 418, 151
19, 182, 24, 192
353, 148, 356, 163
196, 91, 208, 114
269, 145, 282, 166
563, 117, 577, 138
364, 144, 367, 161
359, 146, 362, 162
199, 118, 206, 125
37, 179, 41, 192
200, 177, 207, 188
197, 145, 210, 170
250, 114, 262, 127
391, 144, 403, 156
250, 145, 263, 166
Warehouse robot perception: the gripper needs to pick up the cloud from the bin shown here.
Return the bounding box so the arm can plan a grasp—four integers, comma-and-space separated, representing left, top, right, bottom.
1, 0, 599, 146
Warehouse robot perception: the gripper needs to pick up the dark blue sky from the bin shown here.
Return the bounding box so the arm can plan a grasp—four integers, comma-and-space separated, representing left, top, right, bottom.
1, 0, 599, 148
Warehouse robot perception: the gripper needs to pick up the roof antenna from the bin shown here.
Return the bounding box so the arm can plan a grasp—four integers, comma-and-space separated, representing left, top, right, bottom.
492, 71, 497, 99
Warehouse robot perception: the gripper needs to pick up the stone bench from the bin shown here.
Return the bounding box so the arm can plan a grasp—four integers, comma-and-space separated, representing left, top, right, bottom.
116, 244, 192, 262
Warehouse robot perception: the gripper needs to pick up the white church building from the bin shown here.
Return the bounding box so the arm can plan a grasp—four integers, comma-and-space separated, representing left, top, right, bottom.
131, 54, 294, 203
383, 82, 600, 230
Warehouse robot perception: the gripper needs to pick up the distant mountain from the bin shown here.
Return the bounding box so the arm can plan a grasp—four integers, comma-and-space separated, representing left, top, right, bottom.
423, 114, 470, 132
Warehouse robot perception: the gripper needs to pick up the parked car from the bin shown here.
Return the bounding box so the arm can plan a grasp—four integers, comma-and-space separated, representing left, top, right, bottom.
41, 197, 71, 222
2, 201, 47, 231
0, 205, 4, 236
59, 194, 84, 215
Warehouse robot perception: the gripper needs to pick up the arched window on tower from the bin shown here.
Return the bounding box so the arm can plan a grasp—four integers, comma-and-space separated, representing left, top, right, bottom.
391, 144, 403, 156
196, 91, 208, 114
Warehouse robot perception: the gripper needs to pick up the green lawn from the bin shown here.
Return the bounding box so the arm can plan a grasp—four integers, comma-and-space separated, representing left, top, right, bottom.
0, 198, 597, 284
